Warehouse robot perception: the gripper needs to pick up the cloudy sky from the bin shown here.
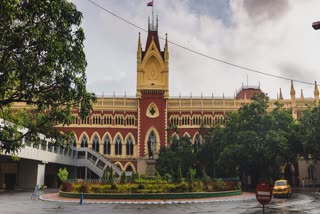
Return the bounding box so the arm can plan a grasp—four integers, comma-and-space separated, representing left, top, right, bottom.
71, 0, 320, 99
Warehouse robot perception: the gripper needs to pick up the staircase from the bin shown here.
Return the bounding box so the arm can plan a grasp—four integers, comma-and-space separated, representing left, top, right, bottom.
76, 147, 122, 177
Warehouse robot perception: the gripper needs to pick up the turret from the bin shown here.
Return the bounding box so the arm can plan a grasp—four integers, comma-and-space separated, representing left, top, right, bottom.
279, 88, 283, 100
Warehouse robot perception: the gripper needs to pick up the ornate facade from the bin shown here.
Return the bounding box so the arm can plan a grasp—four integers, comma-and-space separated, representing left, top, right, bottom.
56, 20, 320, 181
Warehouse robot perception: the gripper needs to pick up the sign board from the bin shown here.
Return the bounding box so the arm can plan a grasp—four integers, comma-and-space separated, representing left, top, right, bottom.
256, 182, 272, 205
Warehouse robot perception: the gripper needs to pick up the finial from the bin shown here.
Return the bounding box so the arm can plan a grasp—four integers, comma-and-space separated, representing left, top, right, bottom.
290, 80, 295, 96
314, 81, 319, 96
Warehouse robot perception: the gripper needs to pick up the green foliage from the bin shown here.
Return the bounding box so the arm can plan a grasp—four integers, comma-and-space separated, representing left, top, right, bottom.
299, 104, 320, 160
0, 0, 95, 154
186, 168, 197, 183
79, 183, 89, 193
60, 182, 74, 192
156, 135, 195, 181
57, 168, 68, 182
120, 171, 126, 184
195, 93, 302, 185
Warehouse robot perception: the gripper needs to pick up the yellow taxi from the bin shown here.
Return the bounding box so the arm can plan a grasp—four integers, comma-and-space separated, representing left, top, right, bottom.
273, 179, 291, 198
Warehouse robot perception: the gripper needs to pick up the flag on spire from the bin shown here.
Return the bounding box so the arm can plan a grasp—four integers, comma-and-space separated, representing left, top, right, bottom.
147, 1, 153, 6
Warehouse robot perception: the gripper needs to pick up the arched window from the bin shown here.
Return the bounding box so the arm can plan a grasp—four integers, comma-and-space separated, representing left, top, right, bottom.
92, 135, 99, 152
147, 131, 157, 158
126, 165, 133, 172
103, 135, 111, 155
115, 135, 122, 155
80, 135, 88, 148
126, 136, 134, 155
194, 133, 201, 153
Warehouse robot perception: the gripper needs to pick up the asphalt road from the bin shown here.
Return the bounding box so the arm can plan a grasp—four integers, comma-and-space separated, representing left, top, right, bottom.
0, 188, 319, 214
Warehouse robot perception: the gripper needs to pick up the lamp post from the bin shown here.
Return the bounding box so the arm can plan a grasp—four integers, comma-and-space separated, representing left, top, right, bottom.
312, 21, 320, 30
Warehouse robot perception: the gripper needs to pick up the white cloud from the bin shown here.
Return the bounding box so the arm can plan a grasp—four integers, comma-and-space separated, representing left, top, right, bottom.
72, 0, 320, 99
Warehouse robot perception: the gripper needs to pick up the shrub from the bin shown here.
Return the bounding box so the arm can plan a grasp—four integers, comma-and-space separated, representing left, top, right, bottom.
79, 183, 90, 193
90, 184, 102, 193
60, 182, 74, 192
175, 182, 189, 192
137, 183, 145, 190
57, 168, 68, 182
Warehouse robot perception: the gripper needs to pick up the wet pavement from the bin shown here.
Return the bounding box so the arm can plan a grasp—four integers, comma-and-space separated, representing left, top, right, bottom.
0, 188, 320, 213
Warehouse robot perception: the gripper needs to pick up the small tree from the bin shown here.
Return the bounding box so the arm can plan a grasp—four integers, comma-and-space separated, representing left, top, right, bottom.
57, 168, 68, 182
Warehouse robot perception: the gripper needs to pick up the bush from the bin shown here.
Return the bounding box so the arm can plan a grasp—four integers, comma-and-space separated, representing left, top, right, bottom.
79, 183, 90, 193
60, 182, 74, 192
175, 182, 189, 192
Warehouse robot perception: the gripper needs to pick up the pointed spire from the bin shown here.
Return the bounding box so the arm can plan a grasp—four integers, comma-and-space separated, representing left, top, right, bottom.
279, 88, 283, 100
137, 32, 142, 64
314, 81, 319, 102
300, 89, 304, 99
290, 80, 296, 103
314, 81, 319, 96
164, 33, 169, 62
290, 80, 295, 96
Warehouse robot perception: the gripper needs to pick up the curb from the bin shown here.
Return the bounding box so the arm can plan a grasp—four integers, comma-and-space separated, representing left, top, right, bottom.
39, 194, 256, 205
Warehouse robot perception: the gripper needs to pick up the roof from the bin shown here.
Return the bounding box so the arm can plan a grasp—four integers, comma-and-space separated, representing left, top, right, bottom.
236, 87, 263, 100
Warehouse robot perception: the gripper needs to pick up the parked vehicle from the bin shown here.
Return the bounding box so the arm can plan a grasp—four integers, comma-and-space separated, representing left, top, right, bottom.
273, 179, 291, 198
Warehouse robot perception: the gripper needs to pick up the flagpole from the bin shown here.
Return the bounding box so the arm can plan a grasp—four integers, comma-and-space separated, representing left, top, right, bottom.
152, 0, 154, 29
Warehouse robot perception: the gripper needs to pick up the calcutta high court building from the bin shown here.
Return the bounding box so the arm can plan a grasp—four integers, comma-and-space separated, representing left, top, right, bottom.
56, 18, 320, 181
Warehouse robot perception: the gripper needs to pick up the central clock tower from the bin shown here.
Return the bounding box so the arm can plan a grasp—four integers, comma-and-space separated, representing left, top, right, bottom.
136, 19, 169, 175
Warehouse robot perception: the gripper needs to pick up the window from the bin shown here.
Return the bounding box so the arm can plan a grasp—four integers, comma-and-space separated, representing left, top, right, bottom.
126, 136, 134, 155
147, 131, 157, 158
126, 115, 135, 126
194, 133, 201, 153
103, 136, 111, 155
115, 135, 122, 155
114, 115, 124, 125
92, 115, 101, 125
104, 115, 113, 125
80, 135, 88, 148
92, 135, 99, 152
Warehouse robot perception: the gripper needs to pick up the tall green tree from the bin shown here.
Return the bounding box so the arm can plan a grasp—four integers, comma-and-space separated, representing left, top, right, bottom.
0, 0, 95, 154
299, 104, 320, 160
216, 94, 298, 184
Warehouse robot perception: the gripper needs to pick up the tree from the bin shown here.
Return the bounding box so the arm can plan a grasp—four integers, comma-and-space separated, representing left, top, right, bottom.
0, 0, 95, 154
57, 167, 68, 182
156, 135, 195, 180
216, 94, 298, 184
299, 104, 320, 160
197, 124, 224, 178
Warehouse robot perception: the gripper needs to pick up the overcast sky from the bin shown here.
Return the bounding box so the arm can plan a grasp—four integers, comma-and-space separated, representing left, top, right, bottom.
71, 0, 320, 99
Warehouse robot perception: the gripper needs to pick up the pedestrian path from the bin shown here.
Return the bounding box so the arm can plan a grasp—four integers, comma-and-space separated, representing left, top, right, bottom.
40, 192, 256, 205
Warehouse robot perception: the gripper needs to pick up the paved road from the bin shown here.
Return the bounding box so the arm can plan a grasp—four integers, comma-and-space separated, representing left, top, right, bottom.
1, 188, 320, 214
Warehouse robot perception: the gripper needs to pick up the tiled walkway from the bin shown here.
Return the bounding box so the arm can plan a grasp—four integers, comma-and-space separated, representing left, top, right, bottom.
40, 192, 256, 204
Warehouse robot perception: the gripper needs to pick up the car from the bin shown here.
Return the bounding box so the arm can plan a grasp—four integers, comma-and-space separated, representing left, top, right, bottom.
273, 179, 291, 198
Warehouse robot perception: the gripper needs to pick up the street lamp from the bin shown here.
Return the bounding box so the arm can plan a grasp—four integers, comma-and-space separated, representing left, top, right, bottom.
312, 21, 320, 30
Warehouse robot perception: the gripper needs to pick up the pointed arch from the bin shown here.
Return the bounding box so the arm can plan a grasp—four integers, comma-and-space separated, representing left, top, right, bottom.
102, 132, 112, 155
144, 127, 160, 158
146, 102, 159, 118
124, 162, 137, 173
114, 133, 123, 156
193, 132, 202, 153
125, 133, 135, 156
182, 132, 191, 138
79, 132, 89, 148
91, 133, 100, 153
114, 161, 124, 171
